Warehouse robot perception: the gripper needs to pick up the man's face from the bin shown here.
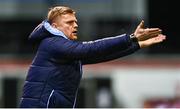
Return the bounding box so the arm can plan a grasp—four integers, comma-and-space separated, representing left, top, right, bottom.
52, 13, 78, 40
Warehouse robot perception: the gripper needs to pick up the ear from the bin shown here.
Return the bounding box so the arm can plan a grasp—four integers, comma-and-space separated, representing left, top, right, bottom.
51, 23, 57, 28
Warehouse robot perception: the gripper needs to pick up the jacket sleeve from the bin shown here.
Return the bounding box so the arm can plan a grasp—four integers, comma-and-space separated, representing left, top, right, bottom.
45, 34, 137, 62
81, 41, 140, 65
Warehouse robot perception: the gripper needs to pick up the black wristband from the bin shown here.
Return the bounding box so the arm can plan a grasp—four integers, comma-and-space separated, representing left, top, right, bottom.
130, 33, 138, 42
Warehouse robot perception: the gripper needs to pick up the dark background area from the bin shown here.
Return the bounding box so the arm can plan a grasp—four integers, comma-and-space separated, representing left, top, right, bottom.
148, 0, 180, 54
0, 19, 41, 55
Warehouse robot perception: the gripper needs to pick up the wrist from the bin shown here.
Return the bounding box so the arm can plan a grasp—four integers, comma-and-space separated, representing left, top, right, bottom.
130, 33, 138, 42
138, 41, 149, 48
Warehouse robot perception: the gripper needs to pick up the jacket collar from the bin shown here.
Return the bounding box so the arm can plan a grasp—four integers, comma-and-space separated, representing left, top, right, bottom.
43, 20, 68, 39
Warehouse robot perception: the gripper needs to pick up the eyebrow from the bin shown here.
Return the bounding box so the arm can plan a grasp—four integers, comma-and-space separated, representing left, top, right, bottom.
66, 19, 77, 23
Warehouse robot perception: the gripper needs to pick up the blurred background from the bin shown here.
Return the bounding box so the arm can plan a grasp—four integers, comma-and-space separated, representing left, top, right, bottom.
0, 0, 180, 108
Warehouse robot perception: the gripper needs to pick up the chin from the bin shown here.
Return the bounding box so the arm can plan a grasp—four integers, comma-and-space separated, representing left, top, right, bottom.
73, 37, 78, 40
70, 36, 78, 40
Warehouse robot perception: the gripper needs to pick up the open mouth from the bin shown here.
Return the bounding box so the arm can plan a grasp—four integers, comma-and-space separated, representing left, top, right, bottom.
72, 31, 77, 34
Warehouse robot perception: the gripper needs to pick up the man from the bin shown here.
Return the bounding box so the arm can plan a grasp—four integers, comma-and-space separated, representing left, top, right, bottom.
19, 6, 166, 108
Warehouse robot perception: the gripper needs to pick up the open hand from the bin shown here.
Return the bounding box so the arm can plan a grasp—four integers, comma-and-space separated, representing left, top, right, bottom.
134, 20, 162, 41
138, 34, 166, 48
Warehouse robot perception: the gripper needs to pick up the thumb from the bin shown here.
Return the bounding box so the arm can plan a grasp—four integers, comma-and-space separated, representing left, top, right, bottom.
137, 20, 144, 29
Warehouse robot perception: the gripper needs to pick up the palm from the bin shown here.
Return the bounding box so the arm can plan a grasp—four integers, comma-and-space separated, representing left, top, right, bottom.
140, 35, 166, 48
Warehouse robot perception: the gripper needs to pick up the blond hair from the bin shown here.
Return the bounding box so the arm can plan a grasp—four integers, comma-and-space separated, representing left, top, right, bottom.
47, 6, 75, 23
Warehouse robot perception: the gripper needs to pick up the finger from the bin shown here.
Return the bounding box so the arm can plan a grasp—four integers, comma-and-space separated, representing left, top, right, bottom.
149, 34, 166, 43
140, 20, 144, 28
139, 28, 161, 35
137, 20, 144, 29
143, 29, 162, 37
145, 28, 162, 33
148, 30, 162, 37
139, 30, 162, 41
153, 36, 165, 43
157, 34, 166, 40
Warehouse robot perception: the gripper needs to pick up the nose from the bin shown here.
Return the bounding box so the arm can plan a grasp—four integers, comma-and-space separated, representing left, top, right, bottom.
74, 22, 78, 28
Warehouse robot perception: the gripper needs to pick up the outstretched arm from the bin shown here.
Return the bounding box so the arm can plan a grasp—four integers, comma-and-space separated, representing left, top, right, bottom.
82, 20, 166, 64
82, 41, 140, 65
48, 34, 134, 61
47, 20, 166, 64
